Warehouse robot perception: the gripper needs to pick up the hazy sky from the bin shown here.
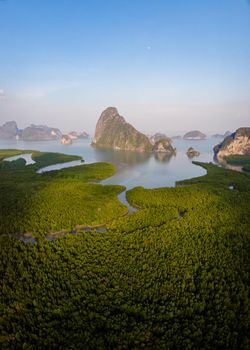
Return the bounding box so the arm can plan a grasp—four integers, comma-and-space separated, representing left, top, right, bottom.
0, 0, 249, 135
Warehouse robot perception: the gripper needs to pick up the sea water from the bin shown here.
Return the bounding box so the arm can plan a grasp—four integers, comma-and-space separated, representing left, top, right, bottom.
0, 138, 220, 189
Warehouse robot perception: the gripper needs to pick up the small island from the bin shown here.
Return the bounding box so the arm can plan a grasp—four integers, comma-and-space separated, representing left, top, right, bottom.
183, 130, 206, 140
212, 131, 231, 139
186, 147, 200, 158
149, 133, 171, 145
61, 134, 73, 145
68, 131, 89, 140
153, 138, 176, 154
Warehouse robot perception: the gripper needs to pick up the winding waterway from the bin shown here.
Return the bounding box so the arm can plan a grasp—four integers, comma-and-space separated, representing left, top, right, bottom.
1, 137, 218, 189
37, 159, 83, 173
2, 137, 219, 211
4, 153, 35, 165
2, 137, 222, 242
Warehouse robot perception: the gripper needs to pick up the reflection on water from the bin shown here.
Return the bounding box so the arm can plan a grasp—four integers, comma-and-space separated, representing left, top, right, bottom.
153, 152, 175, 163
0, 138, 219, 189
214, 156, 243, 173
93, 148, 151, 169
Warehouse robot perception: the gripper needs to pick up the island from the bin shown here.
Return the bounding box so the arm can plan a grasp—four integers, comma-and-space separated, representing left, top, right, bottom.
61, 134, 73, 145
186, 147, 200, 158
68, 131, 89, 140
214, 127, 250, 159
92, 107, 152, 152
183, 130, 206, 140
212, 131, 231, 139
0, 121, 18, 139
153, 138, 176, 154
20, 124, 62, 141
0, 121, 90, 143
78, 131, 89, 139
149, 133, 171, 145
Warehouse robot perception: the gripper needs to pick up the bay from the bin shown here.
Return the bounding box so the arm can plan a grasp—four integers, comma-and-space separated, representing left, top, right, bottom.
0, 138, 220, 189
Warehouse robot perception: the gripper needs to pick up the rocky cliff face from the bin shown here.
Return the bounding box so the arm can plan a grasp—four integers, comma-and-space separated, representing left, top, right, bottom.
152, 139, 176, 154
20, 125, 62, 141
149, 133, 171, 145
0, 121, 18, 139
214, 128, 250, 159
61, 134, 73, 145
183, 130, 206, 140
186, 147, 200, 158
92, 107, 152, 152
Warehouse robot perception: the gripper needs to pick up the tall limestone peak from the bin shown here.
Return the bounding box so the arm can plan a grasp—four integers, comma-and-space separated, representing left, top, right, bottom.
98, 107, 125, 123
92, 107, 152, 152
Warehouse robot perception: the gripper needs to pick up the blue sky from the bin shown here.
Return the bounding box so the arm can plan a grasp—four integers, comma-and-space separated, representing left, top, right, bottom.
0, 0, 249, 134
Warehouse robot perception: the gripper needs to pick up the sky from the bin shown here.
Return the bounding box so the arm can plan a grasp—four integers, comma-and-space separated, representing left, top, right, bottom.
0, 0, 249, 135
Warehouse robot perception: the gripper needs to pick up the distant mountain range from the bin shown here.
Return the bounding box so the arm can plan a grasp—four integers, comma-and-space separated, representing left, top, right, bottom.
20, 124, 62, 141
0, 121, 89, 142
212, 131, 231, 139
0, 115, 241, 153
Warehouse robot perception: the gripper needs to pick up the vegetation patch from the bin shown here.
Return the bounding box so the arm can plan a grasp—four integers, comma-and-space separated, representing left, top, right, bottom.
0, 152, 250, 349
225, 155, 250, 172
0, 149, 127, 237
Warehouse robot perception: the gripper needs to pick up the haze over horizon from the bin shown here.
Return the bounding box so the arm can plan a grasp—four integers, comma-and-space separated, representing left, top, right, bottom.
0, 0, 249, 135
